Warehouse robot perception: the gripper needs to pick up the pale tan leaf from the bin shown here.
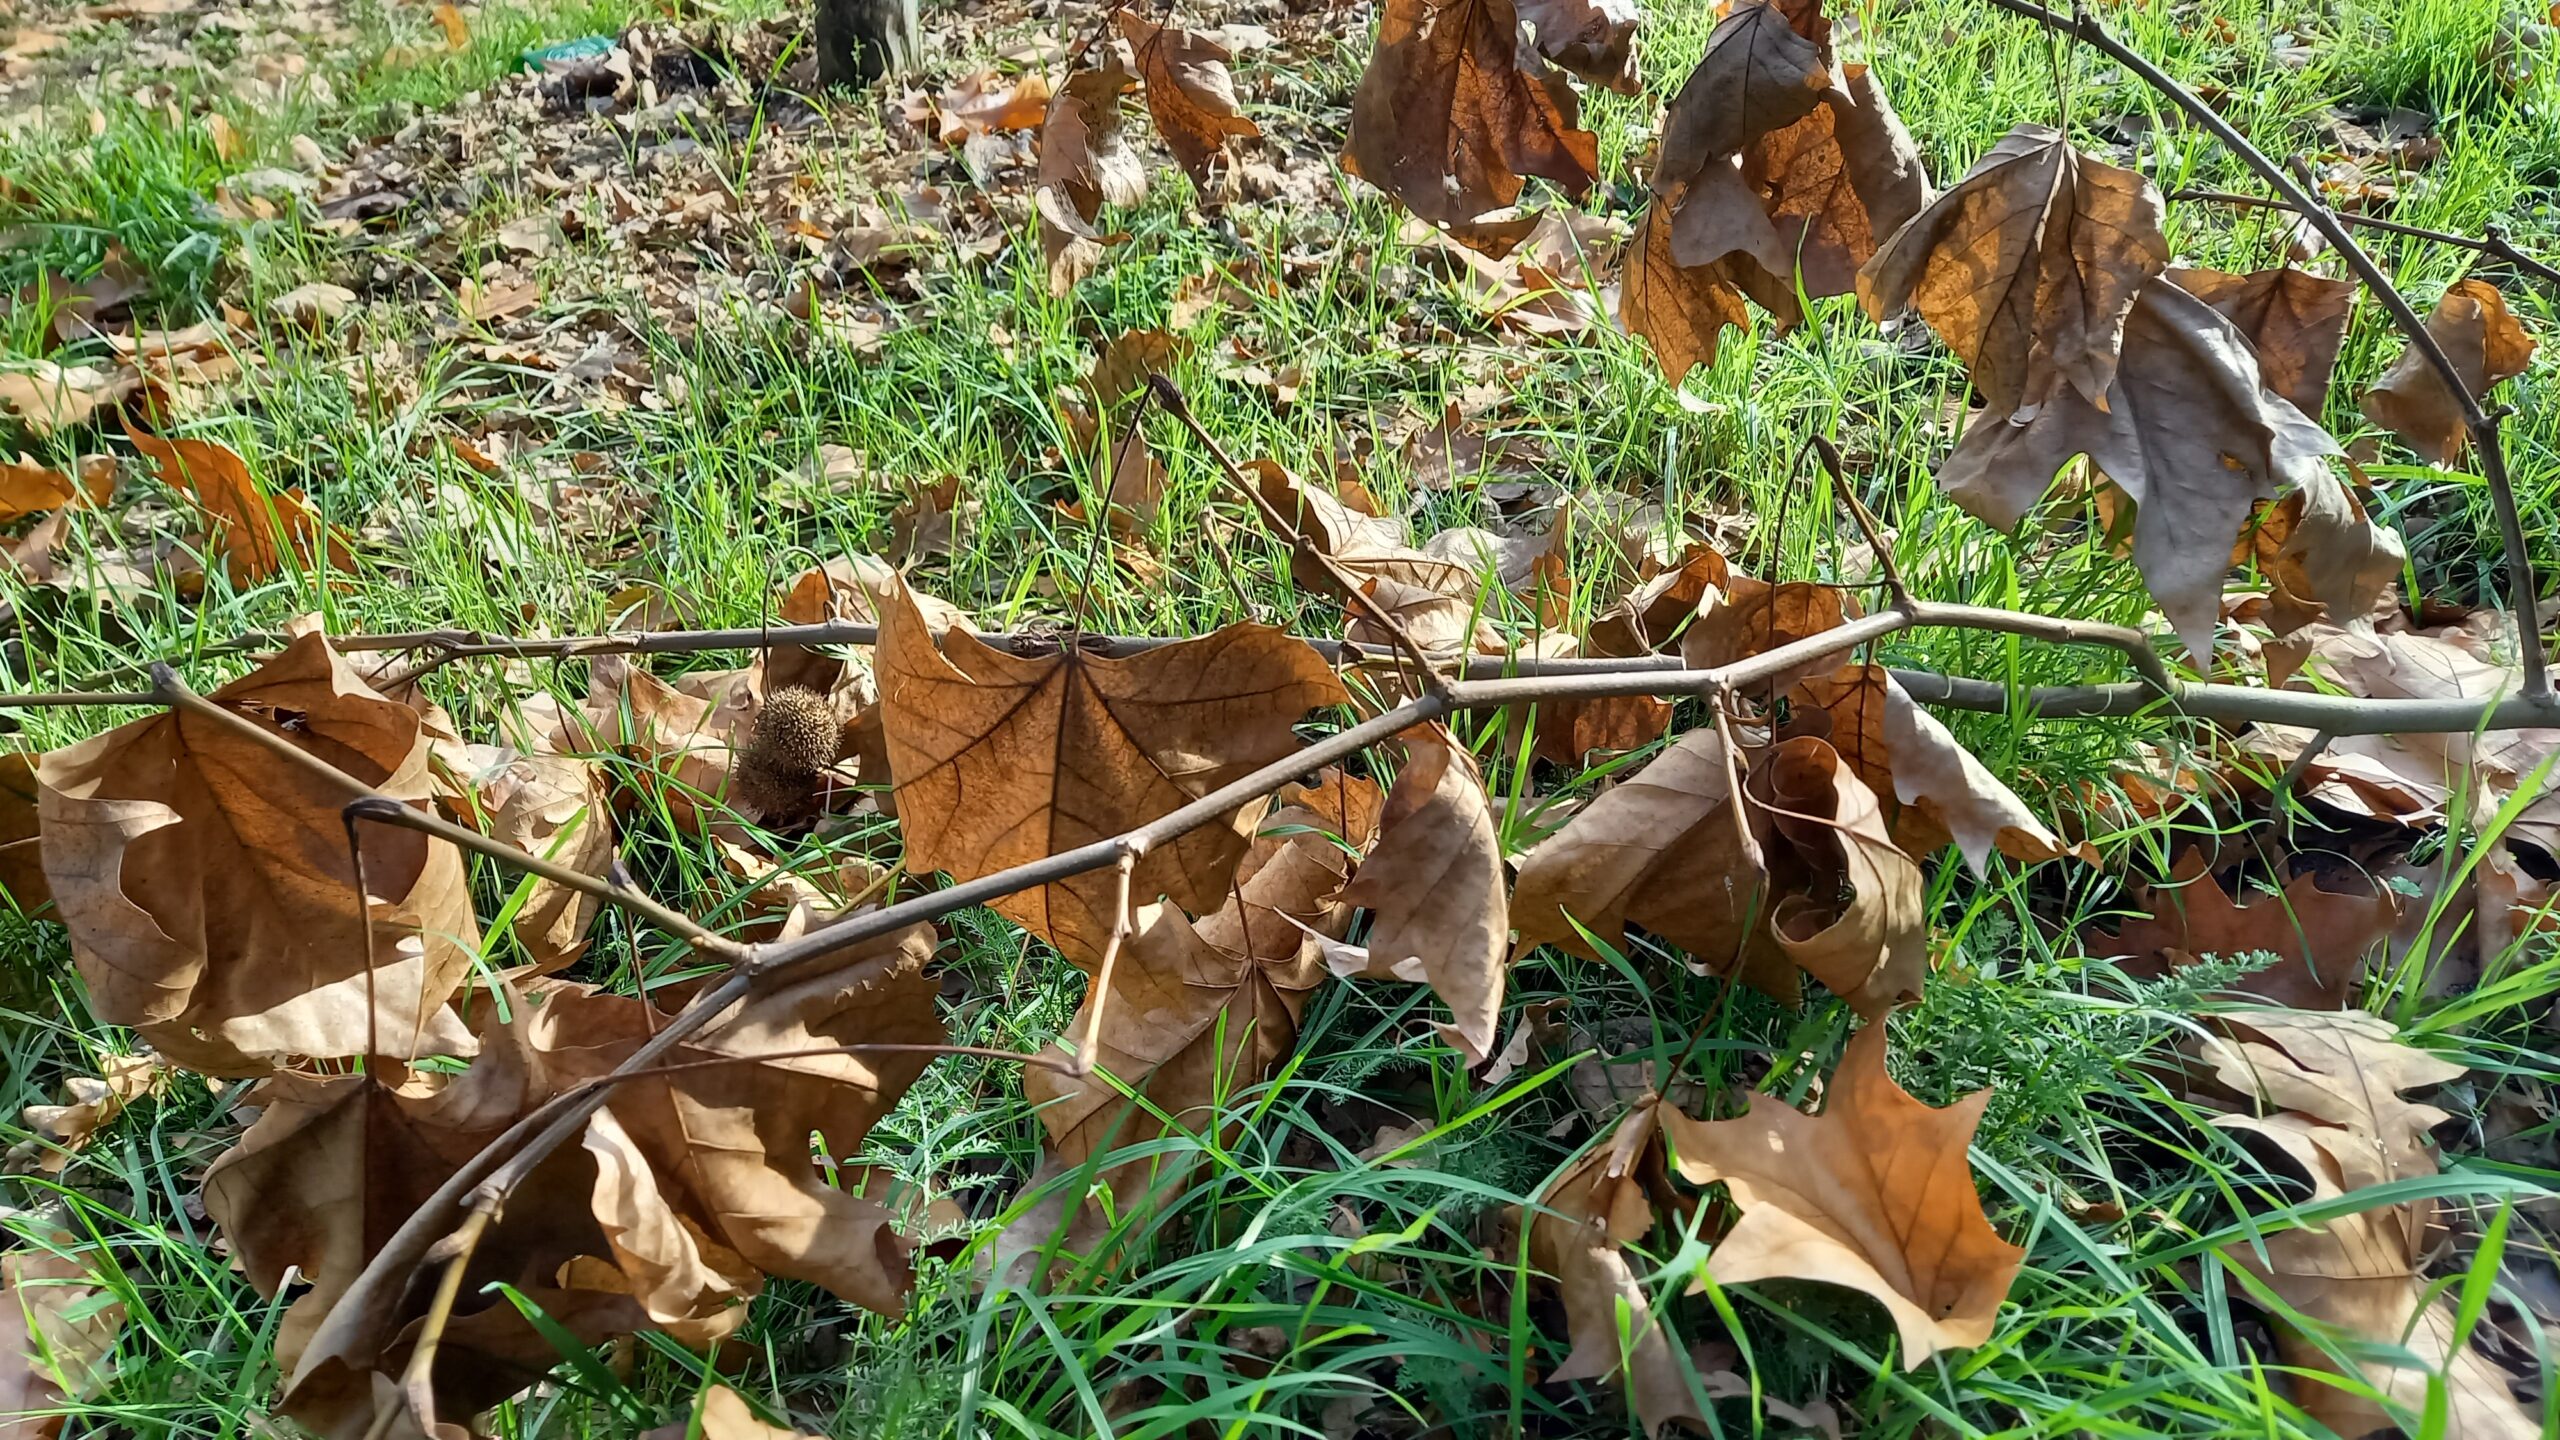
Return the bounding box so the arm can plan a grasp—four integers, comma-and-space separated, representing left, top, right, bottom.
1, 1248, 124, 1440
2361, 279, 2535, 465
2170, 265, 2355, 419
2200, 1008, 2460, 1177
1663, 1021, 2025, 1367
642, 1386, 823, 1440
1338, 726, 1508, 1061
1748, 736, 1926, 1017
14, 1052, 162, 1174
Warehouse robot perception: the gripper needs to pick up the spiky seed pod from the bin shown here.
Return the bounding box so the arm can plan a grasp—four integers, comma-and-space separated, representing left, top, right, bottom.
731, 685, 841, 825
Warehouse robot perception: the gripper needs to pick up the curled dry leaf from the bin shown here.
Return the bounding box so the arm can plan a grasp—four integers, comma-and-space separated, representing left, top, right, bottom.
1115, 12, 1260, 184
454, 748, 615, 972
1653, 0, 1828, 194
1027, 814, 1348, 1208
2217, 1111, 2536, 1440
13, 1052, 162, 1174
876, 571, 1347, 967
2361, 278, 2535, 465
1587, 543, 1730, 657
1859, 123, 2167, 414
122, 421, 351, 585
937, 69, 1054, 142
1, 1247, 124, 1440
2083, 849, 2397, 1010
1514, 0, 1640, 93
36, 625, 478, 1073
1522, 1102, 1704, 1438
1619, 200, 1765, 383
2199, 1008, 2459, 1176
2236, 467, 2406, 635
1663, 1021, 2026, 1368
1747, 735, 1926, 1017
1938, 278, 2338, 661
1341, 0, 1598, 255
1788, 664, 2090, 872
557, 654, 749, 833
1336, 726, 1508, 1061
1038, 61, 1145, 296
2170, 265, 2355, 419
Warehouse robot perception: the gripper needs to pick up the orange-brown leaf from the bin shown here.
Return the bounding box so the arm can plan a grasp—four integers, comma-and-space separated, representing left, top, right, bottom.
1116, 12, 1261, 183
122, 421, 350, 585
2084, 849, 2397, 1009
2360, 278, 2536, 465
2170, 264, 2355, 420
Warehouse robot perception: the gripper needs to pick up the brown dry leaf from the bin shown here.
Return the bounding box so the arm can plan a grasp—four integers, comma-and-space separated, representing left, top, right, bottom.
1619, 201, 1757, 384
2170, 265, 2355, 419
2217, 1113, 2535, 1439
14, 1052, 162, 1173
1588, 544, 1731, 656
36, 625, 478, 1073
1663, 1021, 2026, 1366
122, 422, 351, 585
1, 1247, 124, 1440
939, 70, 1054, 142
2238, 467, 2406, 635
558, 655, 747, 833
0, 457, 76, 523
2361, 278, 2536, 465
1671, 66, 1927, 299
1748, 736, 1927, 1017
1938, 278, 2339, 661
0, 752, 46, 910
1037, 61, 1146, 295
875, 572, 1347, 967
0, 363, 138, 438
1788, 665, 2088, 872
1512, 728, 1774, 983
2084, 850, 2397, 1009
1090, 328, 1191, 408
462, 750, 614, 972
1654, 0, 1828, 195
1341, 0, 1599, 256
644, 1387, 821, 1440
1858, 123, 2168, 414
1116, 12, 1261, 183
528, 925, 946, 1322
1523, 1102, 1704, 1437
1337, 726, 1508, 1061
1680, 575, 1857, 691
1515, 0, 1640, 92
1026, 820, 1345, 1207
2201, 1008, 2460, 1176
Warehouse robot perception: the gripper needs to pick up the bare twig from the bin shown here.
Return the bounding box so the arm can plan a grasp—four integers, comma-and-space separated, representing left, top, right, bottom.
2171, 188, 2560, 293
371, 1198, 496, 1440
1806, 435, 1915, 612
1072, 851, 1141, 1076
1980, 0, 2553, 701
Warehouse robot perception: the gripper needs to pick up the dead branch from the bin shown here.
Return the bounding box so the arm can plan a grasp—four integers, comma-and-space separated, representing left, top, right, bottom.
2171, 187, 2560, 293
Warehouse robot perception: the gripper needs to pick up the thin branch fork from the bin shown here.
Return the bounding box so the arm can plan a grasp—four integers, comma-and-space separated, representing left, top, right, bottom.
1978, 0, 2555, 702
2171, 187, 2560, 293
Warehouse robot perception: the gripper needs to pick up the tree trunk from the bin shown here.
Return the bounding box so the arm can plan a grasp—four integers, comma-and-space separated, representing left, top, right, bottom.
815, 0, 916, 86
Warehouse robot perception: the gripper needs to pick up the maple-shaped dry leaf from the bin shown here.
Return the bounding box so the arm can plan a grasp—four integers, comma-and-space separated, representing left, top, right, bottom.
1336, 726, 1508, 1061
529, 923, 946, 1320
2170, 265, 2355, 420
1039, 63, 1146, 236
1, 1247, 123, 1440
13, 1052, 161, 1174
37, 626, 478, 1073
1522, 1102, 1704, 1438
1664, 1021, 2026, 1367
1788, 665, 2089, 873
1679, 575, 1858, 692
0, 456, 75, 523
2361, 278, 2536, 465
1619, 201, 1768, 384
2083, 850, 2397, 1010
1341, 0, 1599, 257
1511, 728, 1775, 986
1938, 277, 2338, 661
1859, 123, 2168, 414
1028, 817, 1346, 1207
1515, 0, 1640, 92
1090, 327, 1192, 408
2217, 1114, 2536, 1440
1748, 735, 1926, 1016
123, 423, 351, 585
1654, 0, 1827, 195
2200, 1008, 2460, 1178
2238, 467, 2406, 635
875, 572, 1347, 967
1671, 66, 1926, 300
1115, 12, 1261, 184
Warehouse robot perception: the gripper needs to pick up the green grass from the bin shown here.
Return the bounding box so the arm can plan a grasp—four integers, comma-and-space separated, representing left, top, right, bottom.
6, 0, 2560, 1433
